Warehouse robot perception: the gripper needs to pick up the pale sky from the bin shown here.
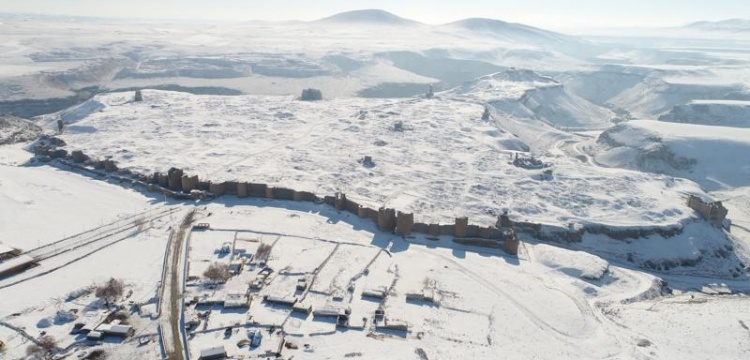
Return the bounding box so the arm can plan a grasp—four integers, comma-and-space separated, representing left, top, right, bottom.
0, 0, 748, 29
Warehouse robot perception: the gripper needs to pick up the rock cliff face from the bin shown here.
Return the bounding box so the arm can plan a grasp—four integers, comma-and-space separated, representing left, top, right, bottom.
658, 100, 750, 128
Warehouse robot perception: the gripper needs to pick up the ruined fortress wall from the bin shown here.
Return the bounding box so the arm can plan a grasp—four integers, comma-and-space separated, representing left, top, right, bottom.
294, 191, 316, 202
237, 182, 249, 198
366, 207, 379, 223
181, 175, 199, 192
249, 183, 267, 197
395, 212, 414, 235
224, 181, 238, 195
357, 205, 369, 218
50, 148, 692, 251
377, 208, 397, 233
466, 225, 479, 238
454, 217, 469, 238
167, 169, 183, 191
209, 182, 227, 196
412, 222, 430, 234
439, 224, 455, 236
103, 159, 118, 173
345, 199, 360, 215
274, 187, 296, 200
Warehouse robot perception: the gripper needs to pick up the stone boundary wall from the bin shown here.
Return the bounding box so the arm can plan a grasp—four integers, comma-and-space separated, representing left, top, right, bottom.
40, 143, 686, 248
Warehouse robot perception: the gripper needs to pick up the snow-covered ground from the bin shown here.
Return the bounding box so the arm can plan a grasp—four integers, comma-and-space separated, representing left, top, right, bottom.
1, 9, 750, 360
51, 89, 707, 230
178, 202, 750, 360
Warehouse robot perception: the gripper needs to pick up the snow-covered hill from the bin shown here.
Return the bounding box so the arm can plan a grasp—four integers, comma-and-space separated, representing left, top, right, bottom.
658, 100, 750, 128
595, 120, 750, 190
314, 9, 422, 26
686, 19, 750, 32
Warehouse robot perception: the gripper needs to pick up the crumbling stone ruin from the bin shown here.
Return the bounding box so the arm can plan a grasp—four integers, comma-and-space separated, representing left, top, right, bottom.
687, 195, 729, 229
359, 155, 375, 167
167, 167, 184, 192
134, 90, 143, 102
511, 152, 549, 170
482, 106, 491, 121
300, 88, 322, 101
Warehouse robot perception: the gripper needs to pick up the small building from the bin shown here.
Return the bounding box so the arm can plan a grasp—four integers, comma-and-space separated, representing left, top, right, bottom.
96, 324, 134, 337
296, 278, 307, 291
250, 279, 264, 290
378, 320, 409, 332
229, 261, 244, 275
199, 346, 227, 360
263, 295, 297, 307
405, 289, 435, 303
224, 293, 249, 309
313, 306, 348, 318
0, 255, 38, 277
292, 303, 312, 315
361, 287, 387, 300
86, 331, 103, 341
0, 244, 21, 261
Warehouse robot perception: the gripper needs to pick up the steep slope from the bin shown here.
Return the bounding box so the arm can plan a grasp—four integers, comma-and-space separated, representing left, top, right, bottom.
658, 100, 750, 128
314, 9, 422, 26
0, 115, 42, 145
595, 120, 750, 190
450, 69, 616, 130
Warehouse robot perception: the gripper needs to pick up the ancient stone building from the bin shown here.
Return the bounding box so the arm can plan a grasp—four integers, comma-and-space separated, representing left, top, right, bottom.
687, 195, 728, 228
300, 88, 322, 101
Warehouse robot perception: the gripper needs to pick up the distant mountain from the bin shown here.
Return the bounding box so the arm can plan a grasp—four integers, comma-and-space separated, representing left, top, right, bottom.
443, 18, 578, 44
314, 9, 421, 26
686, 19, 750, 32
441, 18, 598, 59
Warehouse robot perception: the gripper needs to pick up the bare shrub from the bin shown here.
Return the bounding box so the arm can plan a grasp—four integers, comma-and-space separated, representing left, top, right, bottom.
256, 243, 272, 263
203, 262, 231, 283
95, 278, 124, 307
38, 335, 57, 351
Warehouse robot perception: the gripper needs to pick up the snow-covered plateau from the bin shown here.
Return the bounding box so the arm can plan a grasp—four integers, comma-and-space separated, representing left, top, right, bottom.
1, 9, 750, 360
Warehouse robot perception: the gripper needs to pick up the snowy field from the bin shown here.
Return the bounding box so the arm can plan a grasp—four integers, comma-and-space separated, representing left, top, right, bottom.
52, 89, 707, 229
176, 203, 750, 360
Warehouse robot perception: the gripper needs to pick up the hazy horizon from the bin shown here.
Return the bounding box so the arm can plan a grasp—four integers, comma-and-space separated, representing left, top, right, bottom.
1, 0, 749, 29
